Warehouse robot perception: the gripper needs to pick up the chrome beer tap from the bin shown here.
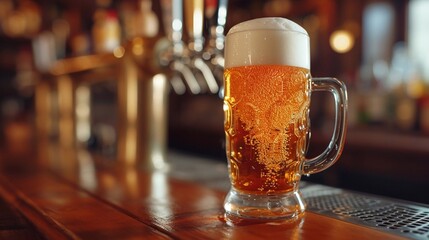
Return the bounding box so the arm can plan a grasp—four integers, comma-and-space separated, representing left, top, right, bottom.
183, 0, 219, 94
34, 0, 229, 173
161, 0, 201, 94
203, 0, 228, 97
160, 0, 227, 95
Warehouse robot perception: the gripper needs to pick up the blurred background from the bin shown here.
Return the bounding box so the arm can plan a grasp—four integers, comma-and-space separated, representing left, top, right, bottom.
1, 0, 429, 204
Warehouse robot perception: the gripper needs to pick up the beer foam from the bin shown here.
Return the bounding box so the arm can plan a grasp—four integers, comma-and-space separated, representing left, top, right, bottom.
225, 17, 310, 69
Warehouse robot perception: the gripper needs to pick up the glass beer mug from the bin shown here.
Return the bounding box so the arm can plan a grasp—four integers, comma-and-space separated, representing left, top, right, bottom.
223, 17, 348, 223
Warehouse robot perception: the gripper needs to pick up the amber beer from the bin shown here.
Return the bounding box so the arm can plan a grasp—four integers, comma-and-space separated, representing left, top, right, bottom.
224, 65, 310, 194
223, 17, 347, 222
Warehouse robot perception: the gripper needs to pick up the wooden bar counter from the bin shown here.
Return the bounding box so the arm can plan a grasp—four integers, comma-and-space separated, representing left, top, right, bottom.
0, 151, 414, 239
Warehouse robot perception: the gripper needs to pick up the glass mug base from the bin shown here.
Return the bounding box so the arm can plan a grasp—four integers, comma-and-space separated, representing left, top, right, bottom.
223, 188, 306, 224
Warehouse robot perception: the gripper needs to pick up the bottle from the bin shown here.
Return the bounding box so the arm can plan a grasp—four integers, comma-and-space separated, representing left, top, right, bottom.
92, 9, 121, 53
133, 0, 159, 38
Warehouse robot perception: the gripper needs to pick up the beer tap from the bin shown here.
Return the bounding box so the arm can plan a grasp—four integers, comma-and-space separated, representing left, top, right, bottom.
184, 0, 219, 94
203, 0, 228, 96
34, 0, 230, 173
161, 0, 201, 94
204, 0, 227, 66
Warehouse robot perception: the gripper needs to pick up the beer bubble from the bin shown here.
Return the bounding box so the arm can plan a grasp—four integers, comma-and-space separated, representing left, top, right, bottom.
224, 65, 310, 193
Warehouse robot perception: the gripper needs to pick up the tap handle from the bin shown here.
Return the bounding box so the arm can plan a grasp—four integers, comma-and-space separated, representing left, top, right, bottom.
161, 0, 183, 44
160, 0, 173, 40
216, 0, 228, 40
204, 0, 217, 26
207, 0, 227, 51
184, 0, 205, 52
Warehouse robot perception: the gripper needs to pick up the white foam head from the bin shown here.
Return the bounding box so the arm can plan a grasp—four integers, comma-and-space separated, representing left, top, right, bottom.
225, 17, 310, 69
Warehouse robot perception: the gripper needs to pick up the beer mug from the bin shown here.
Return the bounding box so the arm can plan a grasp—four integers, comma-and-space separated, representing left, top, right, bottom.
223, 17, 348, 223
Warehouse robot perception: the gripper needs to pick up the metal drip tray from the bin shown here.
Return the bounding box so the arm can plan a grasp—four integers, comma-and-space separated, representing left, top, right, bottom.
302, 184, 429, 239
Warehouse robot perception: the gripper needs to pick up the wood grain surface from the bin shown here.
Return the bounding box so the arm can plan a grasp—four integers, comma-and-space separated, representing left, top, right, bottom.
0, 160, 406, 240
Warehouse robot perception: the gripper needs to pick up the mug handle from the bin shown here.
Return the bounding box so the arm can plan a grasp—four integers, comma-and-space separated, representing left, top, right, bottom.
301, 77, 348, 175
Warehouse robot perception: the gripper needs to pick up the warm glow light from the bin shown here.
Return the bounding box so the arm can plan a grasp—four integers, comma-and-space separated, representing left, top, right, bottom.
125, 168, 139, 197
77, 150, 97, 191
193, 6, 203, 39
132, 38, 144, 56
152, 74, 167, 122
185, 0, 204, 51
58, 76, 74, 148
125, 68, 138, 164
330, 30, 355, 53
151, 74, 168, 170
75, 85, 91, 143
113, 46, 125, 58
